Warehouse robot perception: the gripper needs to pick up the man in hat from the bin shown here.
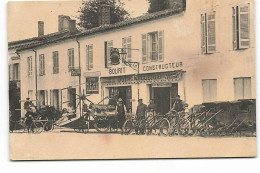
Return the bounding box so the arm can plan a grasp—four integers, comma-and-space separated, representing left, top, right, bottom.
171, 95, 186, 112
136, 99, 147, 121
115, 98, 127, 133
148, 99, 157, 115
24, 97, 34, 133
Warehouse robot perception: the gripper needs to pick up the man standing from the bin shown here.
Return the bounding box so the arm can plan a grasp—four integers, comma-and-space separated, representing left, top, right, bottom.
147, 99, 156, 115
171, 95, 186, 112
136, 99, 147, 121
115, 98, 127, 134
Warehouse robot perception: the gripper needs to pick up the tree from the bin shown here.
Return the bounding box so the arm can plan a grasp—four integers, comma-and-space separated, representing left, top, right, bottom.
147, 0, 170, 13
77, 0, 129, 30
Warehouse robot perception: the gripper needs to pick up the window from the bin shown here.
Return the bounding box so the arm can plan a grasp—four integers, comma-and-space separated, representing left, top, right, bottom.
68, 48, 74, 71
142, 31, 164, 63
37, 90, 48, 106
28, 90, 33, 99
202, 79, 217, 102
234, 77, 251, 100
201, 12, 216, 54
104, 41, 113, 68
53, 51, 59, 74
232, 4, 250, 50
13, 63, 19, 80
86, 44, 93, 70
39, 54, 45, 76
122, 36, 131, 61
27, 56, 33, 77
86, 77, 99, 94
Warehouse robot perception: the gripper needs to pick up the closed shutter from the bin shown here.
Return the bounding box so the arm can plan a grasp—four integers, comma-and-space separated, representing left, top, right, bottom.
239, 4, 250, 49
89, 44, 93, 69
201, 14, 206, 54
142, 34, 147, 63
243, 77, 251, 99
232, 6, 238, 50
45, 90, 48, 105
202, 79, 217, 102
86, 45, 89, 69
9, 65, 13, 80
206, 12, 216, 53
59, 89, 62, 110
158, 30, 164, 61
107, 41, 113, 67
127, 37, 131, 60
50, 90, 53, 106
234, 78, 243, 100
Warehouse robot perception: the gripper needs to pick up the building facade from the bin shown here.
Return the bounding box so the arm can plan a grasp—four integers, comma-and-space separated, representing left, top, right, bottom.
9, 0, 255, 116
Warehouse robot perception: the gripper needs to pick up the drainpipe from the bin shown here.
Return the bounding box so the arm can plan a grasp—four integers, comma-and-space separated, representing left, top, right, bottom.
32, 49, 38, 105
76, 38, 82, 117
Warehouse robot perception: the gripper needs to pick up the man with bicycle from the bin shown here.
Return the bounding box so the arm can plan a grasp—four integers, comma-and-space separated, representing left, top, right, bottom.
171, 95, 187, 113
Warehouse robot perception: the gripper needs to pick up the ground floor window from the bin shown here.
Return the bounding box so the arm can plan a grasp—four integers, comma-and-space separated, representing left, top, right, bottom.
108, 86, 132, 112
37, 90, 48, 106
86, 77, 99, 94
149, 83, 178, 115
68, 88, 77, 109
202, 79, 217, 103
234, 77, 251, 100
50, 89, 61, 110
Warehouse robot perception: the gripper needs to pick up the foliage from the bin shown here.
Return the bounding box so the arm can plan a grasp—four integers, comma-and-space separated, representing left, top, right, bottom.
77, 0, 129, 30
147, 0, 170, 13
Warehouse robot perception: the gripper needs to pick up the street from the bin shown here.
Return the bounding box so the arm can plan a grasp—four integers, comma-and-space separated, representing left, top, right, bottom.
9, 129, 257, 160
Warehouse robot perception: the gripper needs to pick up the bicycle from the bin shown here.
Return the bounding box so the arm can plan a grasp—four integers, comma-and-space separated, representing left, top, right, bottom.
168, 109, 191, 136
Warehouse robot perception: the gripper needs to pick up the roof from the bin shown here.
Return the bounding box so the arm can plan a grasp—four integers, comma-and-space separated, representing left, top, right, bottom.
9, 7, 184, 51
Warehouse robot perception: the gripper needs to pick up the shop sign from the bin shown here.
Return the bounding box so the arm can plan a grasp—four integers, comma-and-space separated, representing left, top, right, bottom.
109, 67, 126, 75
71, 68, 81, 76
143, 62, 183, 72
101, 71, 183, 86
152, 83, 172, 88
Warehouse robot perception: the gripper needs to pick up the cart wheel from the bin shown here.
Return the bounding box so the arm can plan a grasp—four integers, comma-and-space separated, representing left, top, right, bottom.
159, 118, 170, 136
30, 122, 43, 134
94, 117, 109, 133
110, 120, 119, 133
15, 122, 27, 133
122, 120, 133, 135
44, 121, 54, 132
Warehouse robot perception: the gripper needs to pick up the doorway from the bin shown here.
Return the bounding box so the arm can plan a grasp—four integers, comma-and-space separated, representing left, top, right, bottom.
108, 86, 132, 112
68, 88, 76, 109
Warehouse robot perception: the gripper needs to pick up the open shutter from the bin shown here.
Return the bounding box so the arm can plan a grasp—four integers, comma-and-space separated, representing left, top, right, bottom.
127, 37, 131, 60
206, 12, 216, 53
142, 34, 147, 63
45, 90, 48, 105
86, 45, 89, 69
158, 31, 164, 61
59, 90, 62, 110
232, 7, 238, 50
89, 44, 93, 69
239, 4, 250, 49
201, 14, 206, 54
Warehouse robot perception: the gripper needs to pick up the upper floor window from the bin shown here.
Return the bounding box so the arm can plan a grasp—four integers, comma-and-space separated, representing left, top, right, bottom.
202, 79, 217, 103
234, 77, 251, 100
122, 36, 132, 61
104, 40, 113, 68
27, 56, 33, 77
86, 44, 93, 70
39, 54, 45, 76
201, 12, 216, 54
68, 48, 75, 71
13, 63, 19, 80
53, 51, 59, 74
232, 4, 250, 50
142, 31, 164, 64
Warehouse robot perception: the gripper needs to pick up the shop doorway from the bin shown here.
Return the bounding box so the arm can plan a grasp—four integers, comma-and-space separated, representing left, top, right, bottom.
108, 86, 132, 112
68, 88, 76, 109
150, 83, 178, 115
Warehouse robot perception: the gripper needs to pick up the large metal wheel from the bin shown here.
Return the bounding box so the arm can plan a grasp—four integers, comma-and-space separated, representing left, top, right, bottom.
122, 120, 133, 135
159, 118, 170, 136
43, 121, 54, 132
30, 121, 44, 134
94, 116, 109, 133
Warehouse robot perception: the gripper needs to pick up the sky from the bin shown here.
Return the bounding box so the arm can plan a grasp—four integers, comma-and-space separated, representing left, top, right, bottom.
8, 0, 149, 42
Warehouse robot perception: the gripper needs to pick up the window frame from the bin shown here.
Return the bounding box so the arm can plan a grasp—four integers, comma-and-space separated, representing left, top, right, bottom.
53, 51, 59, 74
27, 56, 33, 77
68, 48, 75, 71
39, 54, 45, 76
86, 44, 94, 70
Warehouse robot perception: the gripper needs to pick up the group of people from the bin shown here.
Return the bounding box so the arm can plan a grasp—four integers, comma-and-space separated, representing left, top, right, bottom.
114, 95, 187, 132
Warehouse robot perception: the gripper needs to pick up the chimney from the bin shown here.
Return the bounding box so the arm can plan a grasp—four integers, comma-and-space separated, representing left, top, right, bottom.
68, 19, 77, 33
58, 15, 71, 32
99, 5, 111, 26
168, 0, 186, 11
38, 21, 44, 37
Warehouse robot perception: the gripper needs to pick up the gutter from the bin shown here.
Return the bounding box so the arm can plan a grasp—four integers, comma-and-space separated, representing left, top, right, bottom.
76, 37, 82, 117
32, 48, 38, 104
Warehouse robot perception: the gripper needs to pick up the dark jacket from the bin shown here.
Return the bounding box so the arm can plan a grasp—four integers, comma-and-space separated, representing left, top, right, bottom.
136, 103, 147, 118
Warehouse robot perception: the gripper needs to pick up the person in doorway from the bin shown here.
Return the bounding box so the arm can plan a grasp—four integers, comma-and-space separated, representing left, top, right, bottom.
147, 99, 156, 115
136, 99, 147, 121
171, 95, 187, 113
115, 98, 127, 134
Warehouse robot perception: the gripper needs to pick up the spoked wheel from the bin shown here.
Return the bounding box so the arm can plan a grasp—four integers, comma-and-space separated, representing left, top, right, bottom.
94, 116, 109, 133
43, 121, 54, 132
159, 118, 170, 136
138, 119, 147, 135
178, 118, 191, 136
15, 122, 27, 133
30, 122, 44, 134
122, 120, 133, 135
110, 119, 119, 133
168, 116, 178, 136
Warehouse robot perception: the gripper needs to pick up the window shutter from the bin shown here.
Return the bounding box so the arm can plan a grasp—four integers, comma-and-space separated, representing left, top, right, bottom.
107, 41, 113, 67
45, 90, 48, 105
206, 12, 216, 53
232, 7, 238, 50
43, 55, 45, 75
239, 4, 250, 49
86, 45, 89, 69
127, 37, 131, 60
142, 34, 147, 63
201, 14, 206, 54
89, 44, 93, 69
158, 30, 164, 61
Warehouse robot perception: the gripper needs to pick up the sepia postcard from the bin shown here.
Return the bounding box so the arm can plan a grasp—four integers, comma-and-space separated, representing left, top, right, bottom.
8, 0, 256, 160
